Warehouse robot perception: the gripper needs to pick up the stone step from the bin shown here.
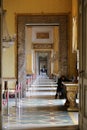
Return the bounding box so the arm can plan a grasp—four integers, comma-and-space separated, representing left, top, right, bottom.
4, 125, 79, 130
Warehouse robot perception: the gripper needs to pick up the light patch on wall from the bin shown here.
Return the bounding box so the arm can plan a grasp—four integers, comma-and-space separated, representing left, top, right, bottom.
32, 26, 53, 43
72, 17, 77, 52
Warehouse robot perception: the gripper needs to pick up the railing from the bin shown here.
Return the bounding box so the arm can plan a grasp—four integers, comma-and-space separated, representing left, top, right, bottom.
26, 74, 36, 91
2, 78, 16, 115
2, 74, 37, 116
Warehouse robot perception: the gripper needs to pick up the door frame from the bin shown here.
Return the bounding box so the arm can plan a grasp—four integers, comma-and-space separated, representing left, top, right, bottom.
79, 0, 87, 130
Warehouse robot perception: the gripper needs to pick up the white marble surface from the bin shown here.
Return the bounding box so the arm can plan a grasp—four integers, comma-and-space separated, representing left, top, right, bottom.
2, 75, 78, 130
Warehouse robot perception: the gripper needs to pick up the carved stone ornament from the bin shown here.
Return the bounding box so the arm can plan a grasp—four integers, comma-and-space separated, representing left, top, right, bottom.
33, 43, 53, 49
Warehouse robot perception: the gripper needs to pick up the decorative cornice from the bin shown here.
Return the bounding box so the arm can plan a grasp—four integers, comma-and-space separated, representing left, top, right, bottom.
33, 43, 53, 49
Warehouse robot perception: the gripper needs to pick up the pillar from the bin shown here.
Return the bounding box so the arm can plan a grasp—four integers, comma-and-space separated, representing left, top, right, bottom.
0, 0, 3, 129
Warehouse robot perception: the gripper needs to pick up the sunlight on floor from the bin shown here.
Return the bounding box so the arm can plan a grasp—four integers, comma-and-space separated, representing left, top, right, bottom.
2, 75, 78, 130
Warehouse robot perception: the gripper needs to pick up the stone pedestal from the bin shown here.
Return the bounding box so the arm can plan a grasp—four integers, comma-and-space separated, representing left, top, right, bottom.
63, 82, 78, 111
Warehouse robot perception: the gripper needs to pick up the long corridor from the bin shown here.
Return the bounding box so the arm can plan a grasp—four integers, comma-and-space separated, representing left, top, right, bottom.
2, 75, 78, 130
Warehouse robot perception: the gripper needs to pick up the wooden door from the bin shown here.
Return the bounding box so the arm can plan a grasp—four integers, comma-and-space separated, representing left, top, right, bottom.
79, 0, 87, 129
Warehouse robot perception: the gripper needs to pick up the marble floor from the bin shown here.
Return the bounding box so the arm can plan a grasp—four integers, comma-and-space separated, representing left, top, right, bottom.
2, 75, 78, 130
